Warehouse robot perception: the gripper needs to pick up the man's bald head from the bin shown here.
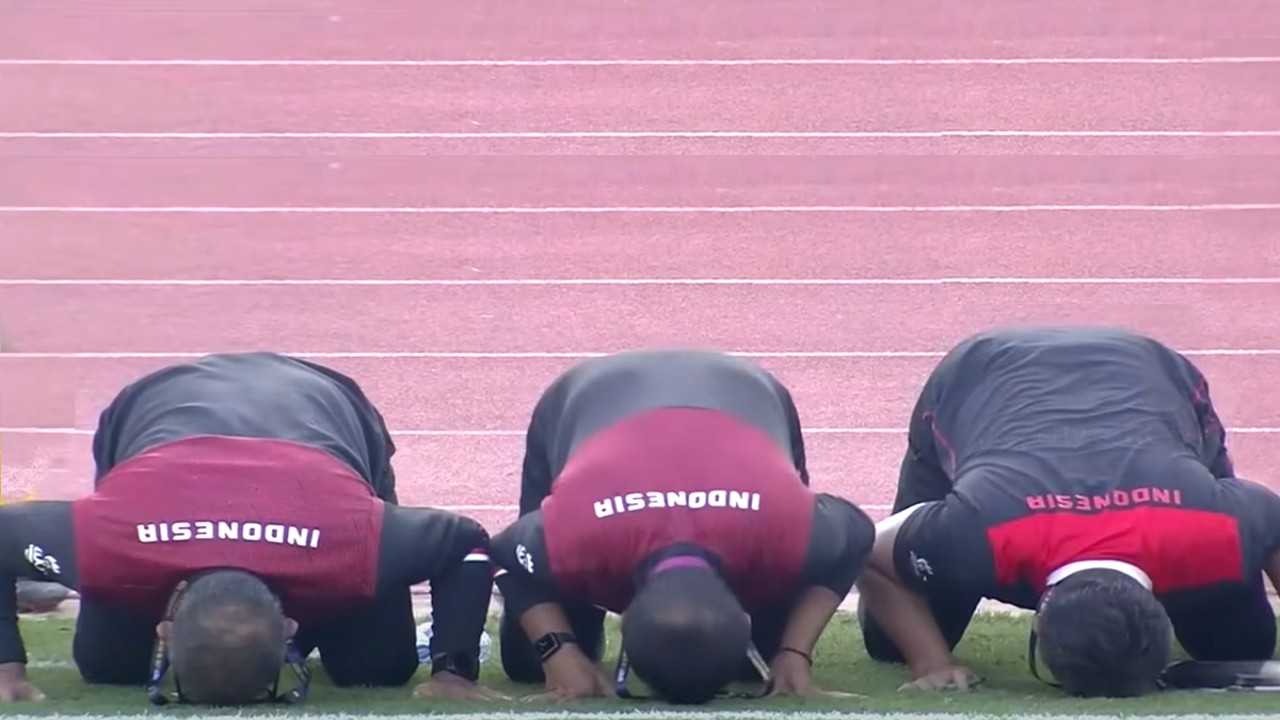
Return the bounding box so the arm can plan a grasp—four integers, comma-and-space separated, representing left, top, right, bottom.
621, 562, 750, 704
165, 570, 291, 705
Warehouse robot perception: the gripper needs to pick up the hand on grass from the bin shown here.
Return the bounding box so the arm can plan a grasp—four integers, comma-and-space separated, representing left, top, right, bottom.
0, 663, 44, 703
900, 665, 982, 692
766, 649, 862, 699
413, 672, 508, 701
522, 648, 615, 703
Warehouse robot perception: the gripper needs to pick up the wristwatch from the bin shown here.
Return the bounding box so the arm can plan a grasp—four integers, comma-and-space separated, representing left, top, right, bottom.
430, 651, 480, 682
533, 631, 577, 663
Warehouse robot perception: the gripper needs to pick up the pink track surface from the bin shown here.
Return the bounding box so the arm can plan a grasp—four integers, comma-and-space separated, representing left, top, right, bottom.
2, 2, 1280, 535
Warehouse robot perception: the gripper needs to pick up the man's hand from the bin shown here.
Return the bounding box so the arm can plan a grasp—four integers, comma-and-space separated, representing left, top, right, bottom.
0, 662, 43, 703
766, 650, 862, 699
522, 646, 615, 703
900, 665, 982, 692
413, 672, 508, 701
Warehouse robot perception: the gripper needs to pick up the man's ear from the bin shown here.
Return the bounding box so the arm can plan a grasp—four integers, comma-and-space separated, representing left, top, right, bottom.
283, 617, 299, 640
156, 619, 174, 640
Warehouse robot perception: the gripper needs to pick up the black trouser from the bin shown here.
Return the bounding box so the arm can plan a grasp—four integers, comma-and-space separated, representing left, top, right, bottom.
1163, 579, 1277, 661
500, 400, 811, 683
75, 586, 419, 688
860, 588, 983, 664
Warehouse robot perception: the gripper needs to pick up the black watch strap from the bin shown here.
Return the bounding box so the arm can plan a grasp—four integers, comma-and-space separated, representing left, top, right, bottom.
534, 631, 577, 663
430, 651, 480, 682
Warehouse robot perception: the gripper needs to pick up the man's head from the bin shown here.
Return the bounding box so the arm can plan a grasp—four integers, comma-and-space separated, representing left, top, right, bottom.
1035, 568, 1173, 697
157, 570, 298, 705
620, 559, 751, 704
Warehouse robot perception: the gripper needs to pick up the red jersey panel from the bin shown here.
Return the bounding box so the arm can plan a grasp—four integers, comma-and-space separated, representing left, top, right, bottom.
541, 407, 814, 613
72, 435, 384, 624
988, 506, 1244, 595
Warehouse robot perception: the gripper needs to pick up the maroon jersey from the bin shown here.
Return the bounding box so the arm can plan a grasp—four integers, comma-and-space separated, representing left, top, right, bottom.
492, 350, 874, 629
73, 435, 383, 624
535, 407, 814, 613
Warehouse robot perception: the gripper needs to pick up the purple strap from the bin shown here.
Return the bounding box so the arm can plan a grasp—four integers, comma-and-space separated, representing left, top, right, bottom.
650, 555, 712, 577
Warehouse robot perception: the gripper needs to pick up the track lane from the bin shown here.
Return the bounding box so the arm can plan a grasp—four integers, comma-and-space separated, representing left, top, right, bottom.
6, 134, 1280, 157
4, 156, 1280, 207
1, 283, 1277, 354
3, 211, 1279, 281
3, 64, 1276, 133
3, 354, 1280, 432
4, 0, 1277, 61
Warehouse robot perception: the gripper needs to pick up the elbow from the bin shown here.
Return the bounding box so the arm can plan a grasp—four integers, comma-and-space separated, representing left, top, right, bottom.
455, 517, 492, 558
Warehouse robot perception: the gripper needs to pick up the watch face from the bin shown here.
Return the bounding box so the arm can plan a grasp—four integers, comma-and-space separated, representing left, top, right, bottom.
535, 634, 559, 656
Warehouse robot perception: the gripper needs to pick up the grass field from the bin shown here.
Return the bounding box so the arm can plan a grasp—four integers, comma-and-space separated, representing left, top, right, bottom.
13, 611, 1280, 718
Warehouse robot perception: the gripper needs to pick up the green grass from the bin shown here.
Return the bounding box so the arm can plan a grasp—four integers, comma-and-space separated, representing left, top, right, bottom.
12, 611, 1280, 717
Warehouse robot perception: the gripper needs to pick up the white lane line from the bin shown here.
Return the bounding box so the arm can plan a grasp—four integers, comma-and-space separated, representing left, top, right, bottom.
2, 709, 1279, 720
0, 707, 1254, 712
2, 204, 1279, 214
3, 56, 1279, 66
2, 130, 1279, 139
2, 350, 1280, 359
4, 277, 1280, 287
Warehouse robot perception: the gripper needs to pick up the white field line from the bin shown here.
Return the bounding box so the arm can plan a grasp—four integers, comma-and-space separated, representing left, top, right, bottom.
5, 277, 1280, 287
2, 204, 1279, 214
4, 55, 1280, 66
3, 130, 1279, 139
0, 707, 1269, 712
3, 350, 1280, 360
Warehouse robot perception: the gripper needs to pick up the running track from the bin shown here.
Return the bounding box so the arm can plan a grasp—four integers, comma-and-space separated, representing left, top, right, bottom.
2, 2, 1280, 538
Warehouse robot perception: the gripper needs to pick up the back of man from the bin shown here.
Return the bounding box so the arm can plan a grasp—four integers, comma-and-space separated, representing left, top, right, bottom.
528, 349, 807, 492
858, 326, 1280, 696
0, 353, 493, 704
922, 326, 1229, 515
492, 349, 872, 700
91, 352, 397, 500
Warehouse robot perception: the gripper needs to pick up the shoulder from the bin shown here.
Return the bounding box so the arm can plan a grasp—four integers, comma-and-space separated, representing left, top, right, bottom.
813, 494, 874, 543
491, 512, 549, 574
1220, 478, 1280, 529
887, 500, 993, 592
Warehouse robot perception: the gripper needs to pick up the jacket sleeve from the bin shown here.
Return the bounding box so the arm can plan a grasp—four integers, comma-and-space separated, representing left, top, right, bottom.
377, 505, 492, 660
0, 502, 78, 665
490, 512, 563, 620
800, 494, 876, 597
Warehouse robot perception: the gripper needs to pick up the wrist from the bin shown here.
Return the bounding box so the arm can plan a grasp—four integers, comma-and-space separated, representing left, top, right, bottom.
776, 646, 814, 667
533, 631, 578, 664
541, 642, 590, 675
430, 651, 479, 682
908, 654, 955, 677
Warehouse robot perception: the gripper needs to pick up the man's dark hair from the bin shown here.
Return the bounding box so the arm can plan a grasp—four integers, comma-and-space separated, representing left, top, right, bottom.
168, 569, 287, 705
1036, 569, 1173, 698
620, 567, 751, 704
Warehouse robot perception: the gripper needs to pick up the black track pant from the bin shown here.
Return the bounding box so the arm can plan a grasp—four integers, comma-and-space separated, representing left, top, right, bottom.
500, 401, 811, 684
